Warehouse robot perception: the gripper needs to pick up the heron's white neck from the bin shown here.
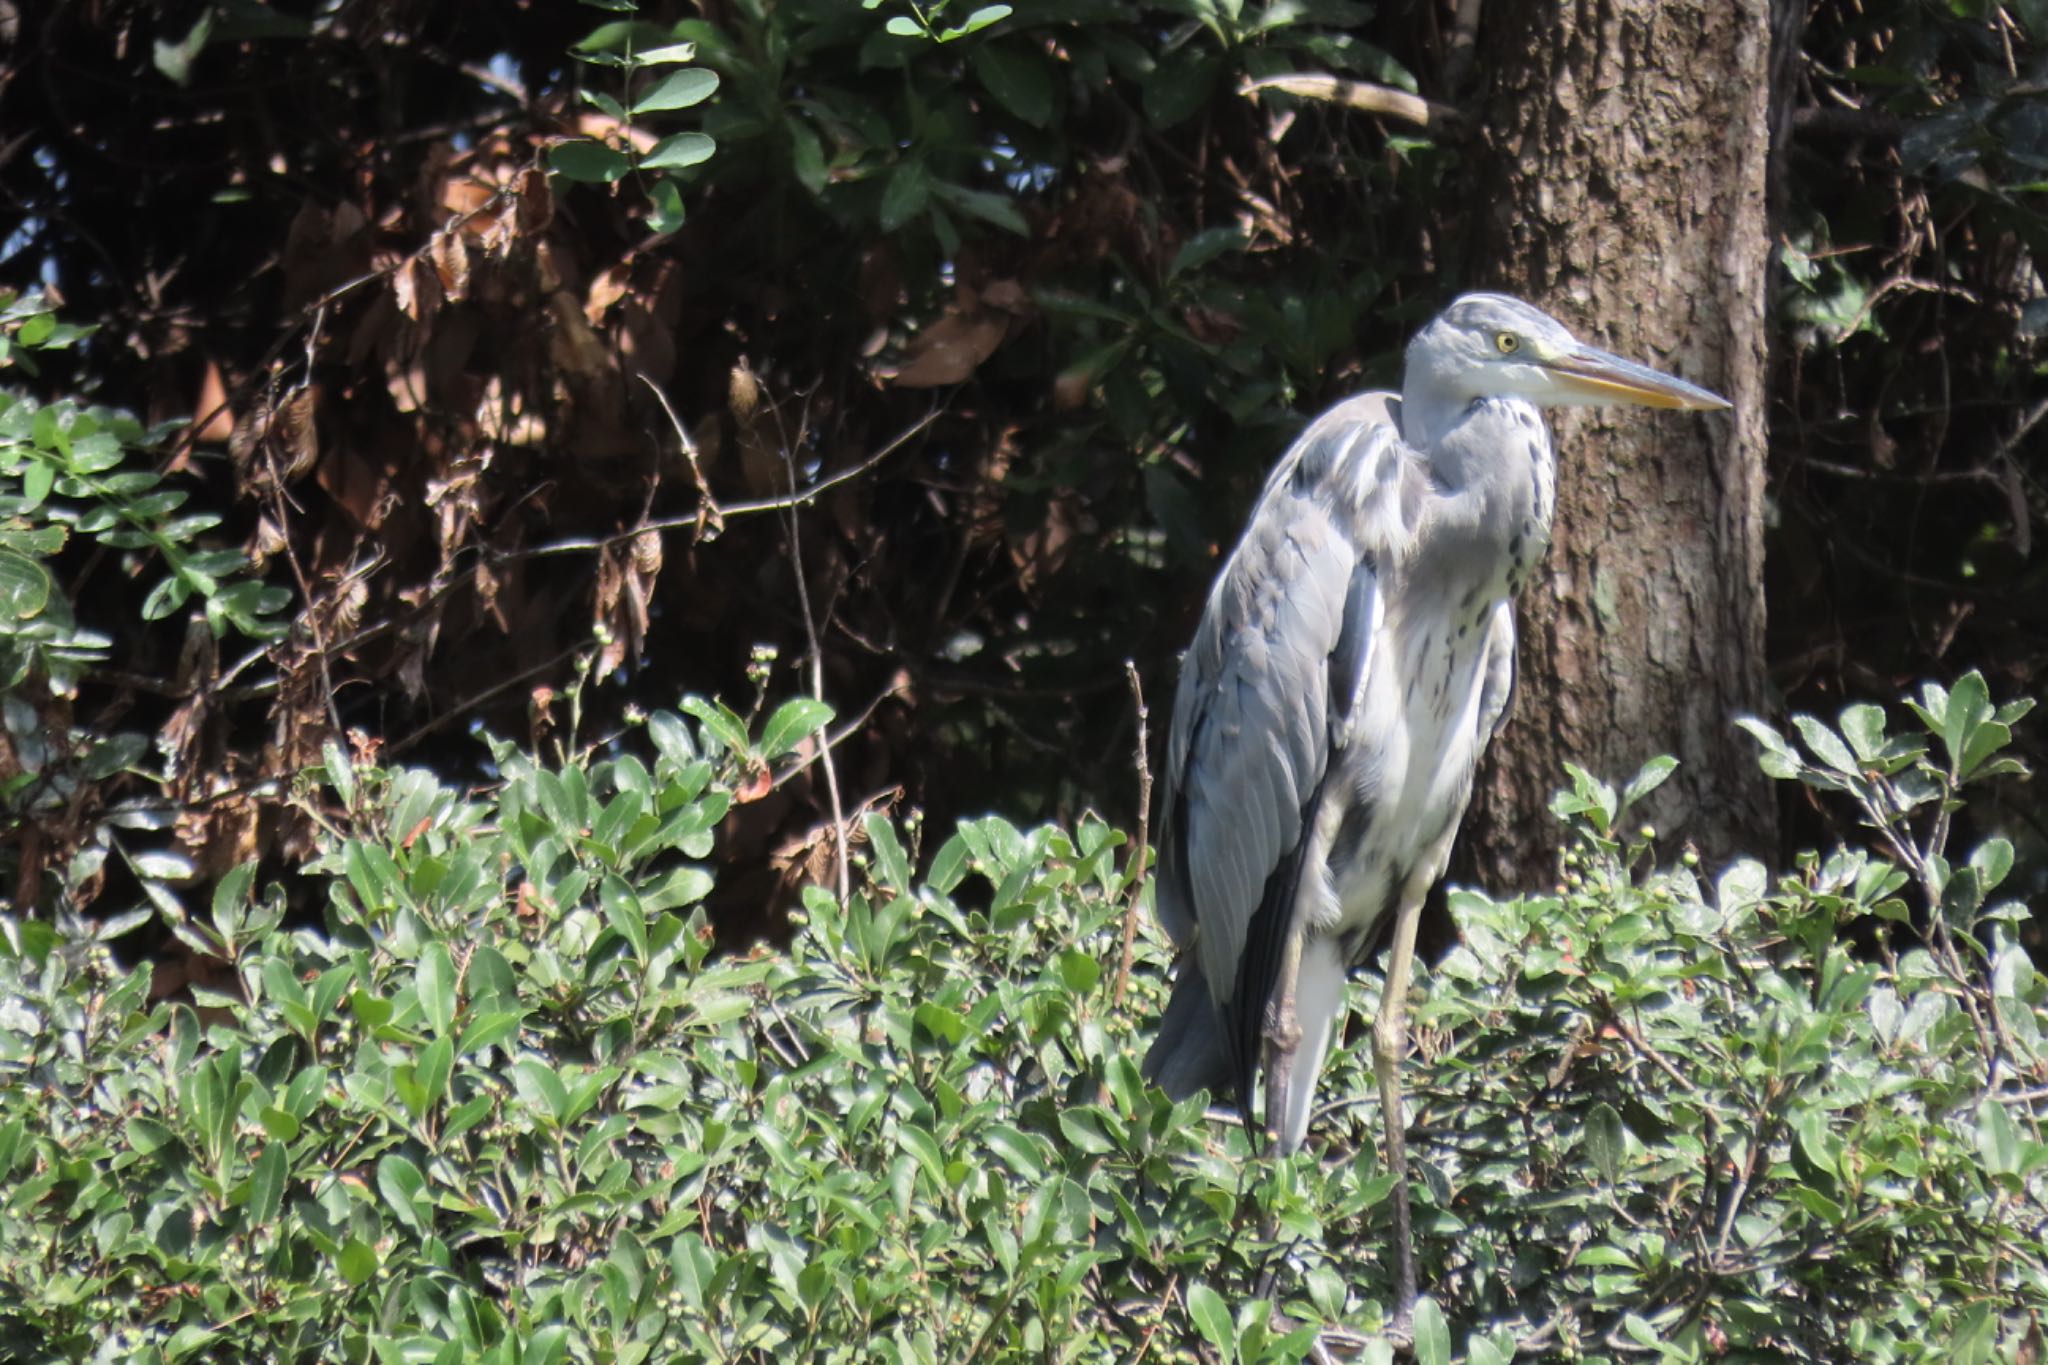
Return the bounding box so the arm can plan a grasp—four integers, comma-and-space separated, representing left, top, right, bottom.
1396, 382, 1466, 456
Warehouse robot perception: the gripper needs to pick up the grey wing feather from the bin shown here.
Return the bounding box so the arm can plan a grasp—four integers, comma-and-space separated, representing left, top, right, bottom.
1150, 395, 1408, 1070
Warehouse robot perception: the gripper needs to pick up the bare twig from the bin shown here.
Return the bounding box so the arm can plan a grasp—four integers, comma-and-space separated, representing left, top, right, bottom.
635, 371, 724, 538
387, 644, 583, 756
771, 673, 912, 791
720, 402, 941, 515
1113, 660, 1154, 1009
770, 392, 851, 907
1607, 1008, 1700, 1093
1238, 73, 1463, 131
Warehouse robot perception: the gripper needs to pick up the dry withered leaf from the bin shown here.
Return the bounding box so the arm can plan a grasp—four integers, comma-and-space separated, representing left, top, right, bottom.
631, 526, 663, 580
229, 385, 319, 493
430, 228, 471, 302
392, 255, 443, 324
473, 557, 510, 633
586, 263, 631, 325
1052, 366, 1092, 412
734, 759, 773, 804
618, 297, 676, 387
317, 447, 398, 531
889, 310, 1011, 388
886, 279, 1030, 388
191, 359, 236, 444
517, 166, 554, 235
281, 198, 371, 310
1013, 490, 1090, 590
547, 290, 611, 380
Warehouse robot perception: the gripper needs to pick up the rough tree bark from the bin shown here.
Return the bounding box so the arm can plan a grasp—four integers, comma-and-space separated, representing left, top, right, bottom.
1453, 0, 1775, 887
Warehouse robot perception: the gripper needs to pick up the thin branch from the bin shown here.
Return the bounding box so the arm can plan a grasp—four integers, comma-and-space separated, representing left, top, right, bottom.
386, 644, 583, 757
1607, 1008, 1700, 1093
772, 393, 851, 907
1113, 660, 1154, 1009
1238, 74, 1463, 131
635, 371, 724, 538
719, 403, 942, 516
770, 674, 911, 792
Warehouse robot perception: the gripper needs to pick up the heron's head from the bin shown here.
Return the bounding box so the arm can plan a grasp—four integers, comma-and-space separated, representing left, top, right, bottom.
1406, 293, 1732, 413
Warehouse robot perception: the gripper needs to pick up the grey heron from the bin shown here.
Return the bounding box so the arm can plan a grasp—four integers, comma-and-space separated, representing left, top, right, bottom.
1141, 293, 1729, 1332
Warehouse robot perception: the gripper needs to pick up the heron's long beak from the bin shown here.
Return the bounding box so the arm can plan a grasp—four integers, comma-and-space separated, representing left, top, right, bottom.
1541, 346, 1732, 411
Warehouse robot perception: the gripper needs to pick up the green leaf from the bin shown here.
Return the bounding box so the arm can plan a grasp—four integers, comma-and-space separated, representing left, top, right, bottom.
601, 875, 650, 961
1942, 670, 1994, 769
931, 181, 1029, 235
1839, 702, 1886, 760
1410, 1297, 1451, 1365
377, 1153, 429, 1233
643, 131, 716, 170
971, 42, 1053, 126
1186, 1282, 1234, 1360
879, 162, 930, 232
680, 695, 750, 755
1057, 949, 1101, 994
1969, 837, 2014, 890
1056, 1107, 1116, 1155
1978, 1097, 2019, 1175
337, 1237, 379, 1285
632, 67, 719, 113
549, 139, 633, 183
323, 739, 358, 808
1467, 1336, 1510, 1365
1793, 714, 1861, 775
1583, 1101, 1626, 1183
1170, 226, 1246, 279
416, 942, 457, 1036
0, 548, 52, 620
416, 1035, 454, 1111
515, 1059, 572, 1125
1143, 48, 1220, 128
760, 696, 834, 760
866, 812, 912, 893
940, 4, 1011, 39
523, 1326, 570, 1365
1620, 754, 1679, 811
248, 1143, 287, 1225
1734, 716, 1803, 780
636, 42, 697, 64
646, 176, 687, 234
458, 1009, 526, 1057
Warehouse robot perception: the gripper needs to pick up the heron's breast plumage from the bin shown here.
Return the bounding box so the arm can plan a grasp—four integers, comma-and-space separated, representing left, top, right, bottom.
1322, 396, 1555, 963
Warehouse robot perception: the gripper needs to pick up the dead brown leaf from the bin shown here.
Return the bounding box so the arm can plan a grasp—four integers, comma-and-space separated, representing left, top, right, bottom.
230, 385, 319, 493
887, 279, 1031, 388
586, 263, 631, 326
889, 311, 1011, 388
191, 359, 236, 444
430, 228, 471, 302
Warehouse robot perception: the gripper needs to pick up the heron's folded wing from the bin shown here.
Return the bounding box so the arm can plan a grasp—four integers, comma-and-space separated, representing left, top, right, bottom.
1156, 399, 1405, 1018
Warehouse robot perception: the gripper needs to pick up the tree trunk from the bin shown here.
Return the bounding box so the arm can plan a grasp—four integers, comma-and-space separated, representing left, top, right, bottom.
1453, 0, 1775, 888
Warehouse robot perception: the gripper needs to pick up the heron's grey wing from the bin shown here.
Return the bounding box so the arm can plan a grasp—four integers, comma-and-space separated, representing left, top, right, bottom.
1147, 395, 1407, 1099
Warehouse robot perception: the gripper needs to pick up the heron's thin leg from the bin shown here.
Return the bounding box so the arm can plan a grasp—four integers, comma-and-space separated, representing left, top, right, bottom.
1251, 919, 1308, 1305
1263, 919, 1308, 1148
1372, 893, 1425, 1336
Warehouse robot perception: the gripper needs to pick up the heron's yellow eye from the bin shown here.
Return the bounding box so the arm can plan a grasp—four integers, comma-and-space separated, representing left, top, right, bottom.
1495, 332, 1520, 354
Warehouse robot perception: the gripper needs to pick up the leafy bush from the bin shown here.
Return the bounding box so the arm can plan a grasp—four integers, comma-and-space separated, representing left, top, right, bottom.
1, 291, 291, 925
1, 673, 2042, 1363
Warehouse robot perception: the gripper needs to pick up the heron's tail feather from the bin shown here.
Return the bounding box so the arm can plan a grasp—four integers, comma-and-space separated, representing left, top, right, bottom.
1141, 961, 1233, 1102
